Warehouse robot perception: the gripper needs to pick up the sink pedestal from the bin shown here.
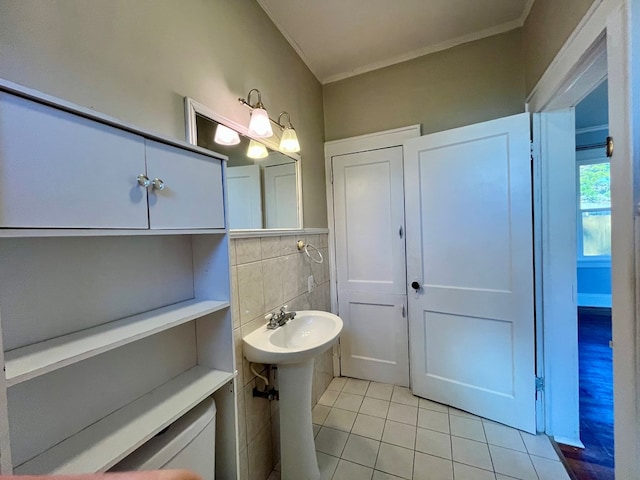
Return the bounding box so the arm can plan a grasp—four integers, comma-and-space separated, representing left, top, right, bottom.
278, 358, 320, 480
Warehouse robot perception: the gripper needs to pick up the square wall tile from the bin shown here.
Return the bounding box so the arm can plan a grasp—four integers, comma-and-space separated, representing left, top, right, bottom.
262, 257, 284, 312
261, 236, 281, 259
237, 262, 265, 324
236, 238, 262, 264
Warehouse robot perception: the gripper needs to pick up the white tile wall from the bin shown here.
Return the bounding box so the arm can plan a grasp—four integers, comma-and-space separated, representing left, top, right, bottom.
232, 233, 333, 480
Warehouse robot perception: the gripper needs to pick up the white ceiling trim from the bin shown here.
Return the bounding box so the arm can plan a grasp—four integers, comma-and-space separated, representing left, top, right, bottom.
259, 0, 536, 85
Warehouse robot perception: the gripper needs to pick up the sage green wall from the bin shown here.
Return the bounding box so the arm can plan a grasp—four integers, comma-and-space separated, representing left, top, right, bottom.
0, 0, 327, 227
523, 0, 597, 95
323, 29, 525, 141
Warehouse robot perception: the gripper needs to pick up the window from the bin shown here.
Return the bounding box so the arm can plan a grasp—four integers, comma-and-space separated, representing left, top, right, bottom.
577, 155, 611, 260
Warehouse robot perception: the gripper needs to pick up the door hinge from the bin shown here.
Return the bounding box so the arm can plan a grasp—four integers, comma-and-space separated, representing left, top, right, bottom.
535, 376, 544, 392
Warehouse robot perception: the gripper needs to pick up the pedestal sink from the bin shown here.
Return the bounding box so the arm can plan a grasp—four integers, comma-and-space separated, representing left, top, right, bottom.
242, 310, 343, 480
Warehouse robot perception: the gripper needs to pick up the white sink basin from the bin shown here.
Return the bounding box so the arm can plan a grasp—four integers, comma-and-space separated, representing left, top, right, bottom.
242, 310, 343, 365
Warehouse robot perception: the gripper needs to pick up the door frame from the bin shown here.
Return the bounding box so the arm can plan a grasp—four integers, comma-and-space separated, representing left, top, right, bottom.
527, 0, 638, 475
324, 125, 421, 375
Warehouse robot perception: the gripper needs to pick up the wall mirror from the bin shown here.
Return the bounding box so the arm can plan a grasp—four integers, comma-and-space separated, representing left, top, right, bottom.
185, 97, 302, 231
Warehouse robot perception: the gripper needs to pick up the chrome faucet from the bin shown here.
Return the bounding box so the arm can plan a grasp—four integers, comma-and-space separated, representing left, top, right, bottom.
265, 305, 297, 329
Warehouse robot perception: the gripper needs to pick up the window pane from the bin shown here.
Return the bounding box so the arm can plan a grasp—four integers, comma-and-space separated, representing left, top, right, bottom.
580, 163, 610, 209
582, 210, 611, 256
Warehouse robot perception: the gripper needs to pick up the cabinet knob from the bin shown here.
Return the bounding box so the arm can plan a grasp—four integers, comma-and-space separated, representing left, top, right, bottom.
137, 174, 150, 188
152, 178, 165, 191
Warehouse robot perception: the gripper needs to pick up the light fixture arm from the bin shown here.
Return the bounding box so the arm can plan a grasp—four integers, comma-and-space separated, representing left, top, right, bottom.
239, 88, 266, 110
276, 111, 294, 129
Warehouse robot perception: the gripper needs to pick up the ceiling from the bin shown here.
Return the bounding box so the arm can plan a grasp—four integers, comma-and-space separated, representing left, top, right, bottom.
257, 0, 535, 84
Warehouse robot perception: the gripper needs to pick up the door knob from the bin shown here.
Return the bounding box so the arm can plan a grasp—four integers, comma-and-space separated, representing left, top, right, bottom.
137, 174, 150, 187
411, 281, 421, 291
152, 178, 165, 191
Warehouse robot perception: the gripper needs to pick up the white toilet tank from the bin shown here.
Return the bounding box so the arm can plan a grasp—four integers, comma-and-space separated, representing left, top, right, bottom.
110, 397, 216, 480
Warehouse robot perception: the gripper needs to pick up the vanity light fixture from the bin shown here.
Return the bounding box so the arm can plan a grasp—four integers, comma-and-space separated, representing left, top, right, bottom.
276, 112, 300, 153
238, 88, 273, 138
214, 123, 241, 145
247, 139, 269, 159
239, 89, 301, 151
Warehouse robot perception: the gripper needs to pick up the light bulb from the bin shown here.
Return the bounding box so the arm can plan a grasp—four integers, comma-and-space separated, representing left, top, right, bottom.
247, 139, 269, 159
279, 127, 300, 153
214, 124, 240, 145
248, 108, 273, 138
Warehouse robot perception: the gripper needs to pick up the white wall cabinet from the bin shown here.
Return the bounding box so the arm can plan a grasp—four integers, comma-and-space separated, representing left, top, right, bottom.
0, 93, 224, 230
0, 82, 237, 478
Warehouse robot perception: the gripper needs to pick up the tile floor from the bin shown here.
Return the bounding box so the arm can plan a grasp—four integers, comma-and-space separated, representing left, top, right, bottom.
269, 377, 571, 480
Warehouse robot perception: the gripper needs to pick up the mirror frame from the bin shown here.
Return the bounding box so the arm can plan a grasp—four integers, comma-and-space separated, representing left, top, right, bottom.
184, 97, 304, 233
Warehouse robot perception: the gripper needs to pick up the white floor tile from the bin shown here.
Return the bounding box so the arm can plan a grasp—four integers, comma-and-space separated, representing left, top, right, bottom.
324, 407, 357, 432
482, 421, 527, 453
317, 451, 339, 480
372, 471, 405, 480
344, 378, 371, 395
318, 389, 340, 407
530, 455, 572, 480
413, 451, 453, 480
387, 402, 418, 425
495, 475, 520, 480
489, 444, 538, 480
520, 432, 559, 460
448, 407, 481, 420
418, 398, 448, 413
335, 392, 365, 412
352, 413, 386, 440
375, 443, 415, 479
391, 386, 419, 407
417, 408, 450, 434
451, 436, 493, 471
328, 377, 348, 391
453, 462, 496, 480
360, 397, 391, 418
313, 424, 320, 437
450, 415, 486, 442
342, 434, 381, 468
382, 420, 416, 449
366, 382, 394, 401
313, 404, 331, 425
415, 427, 452, 460
315, 426, 349, 457
333, 459, 374, 480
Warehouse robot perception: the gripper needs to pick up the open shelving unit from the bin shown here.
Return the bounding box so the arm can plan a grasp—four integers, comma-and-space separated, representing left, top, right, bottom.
0, 80, 238, 478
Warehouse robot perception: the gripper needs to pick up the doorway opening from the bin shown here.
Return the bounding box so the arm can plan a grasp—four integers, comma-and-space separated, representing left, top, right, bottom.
557, 80, 614, 480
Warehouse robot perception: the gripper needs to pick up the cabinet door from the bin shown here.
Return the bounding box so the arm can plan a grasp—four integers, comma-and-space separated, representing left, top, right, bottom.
0, 93, 148, 228
145, 141, 224, 229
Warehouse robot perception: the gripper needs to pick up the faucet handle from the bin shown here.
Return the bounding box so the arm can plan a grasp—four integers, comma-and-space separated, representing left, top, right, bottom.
280, 305, 288, 312
265, 313, 274, 321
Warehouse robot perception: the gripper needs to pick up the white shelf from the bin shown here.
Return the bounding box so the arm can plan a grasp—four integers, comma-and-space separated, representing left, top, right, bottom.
14, 365, 234, 475
4, 299, 230, 386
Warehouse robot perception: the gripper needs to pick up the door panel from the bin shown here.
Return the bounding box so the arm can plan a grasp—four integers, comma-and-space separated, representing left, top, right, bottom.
339, 292, 408, 385
332, 147, 409, 385
146, 141, 224, 229
264, 163, 297, 228
227, 165, 262, 229
405, 113, 535, 432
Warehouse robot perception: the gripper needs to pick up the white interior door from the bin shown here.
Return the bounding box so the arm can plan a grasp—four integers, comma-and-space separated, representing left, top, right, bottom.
263, 163, 298, 228
332, 146, 409, 386
404, 113, 536, 432
226, 165, 262, 229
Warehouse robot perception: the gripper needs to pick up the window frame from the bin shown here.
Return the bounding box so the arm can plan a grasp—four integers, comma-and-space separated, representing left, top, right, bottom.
576, 148, 611, 265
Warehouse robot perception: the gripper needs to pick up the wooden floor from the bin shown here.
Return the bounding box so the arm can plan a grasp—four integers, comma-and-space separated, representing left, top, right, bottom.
558, 307, 614, 480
